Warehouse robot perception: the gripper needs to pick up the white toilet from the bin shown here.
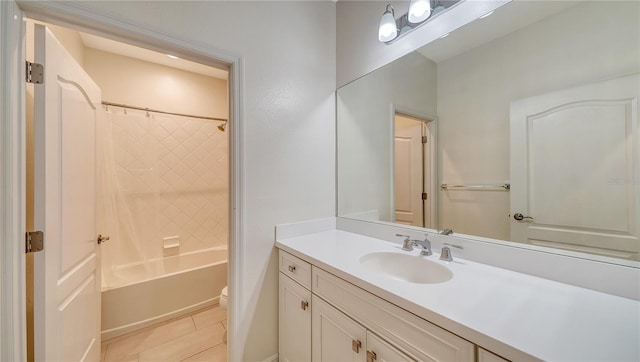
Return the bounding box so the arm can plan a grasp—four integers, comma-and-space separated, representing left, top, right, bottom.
220, 286, 228, 309
220, 286, 228, 343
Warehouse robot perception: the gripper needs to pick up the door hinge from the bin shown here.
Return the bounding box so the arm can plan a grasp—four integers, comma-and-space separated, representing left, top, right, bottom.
26, 61, 44, 84
421, 136, 427, 144
25, 231, 44, 253
422, 192, 428, 200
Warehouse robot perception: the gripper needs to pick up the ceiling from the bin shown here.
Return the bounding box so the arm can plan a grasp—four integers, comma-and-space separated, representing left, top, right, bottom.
418, 1, 582, 63
79, 32, 228, 80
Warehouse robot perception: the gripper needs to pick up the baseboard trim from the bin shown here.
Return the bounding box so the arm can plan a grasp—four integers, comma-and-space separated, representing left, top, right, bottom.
101, 297, 219, 341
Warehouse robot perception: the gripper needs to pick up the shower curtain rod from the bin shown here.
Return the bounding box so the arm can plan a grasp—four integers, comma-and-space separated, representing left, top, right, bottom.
101, 101, 228, 122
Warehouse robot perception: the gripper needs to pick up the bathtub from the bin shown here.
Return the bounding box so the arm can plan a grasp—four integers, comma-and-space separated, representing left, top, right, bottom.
101, 247, 227, 340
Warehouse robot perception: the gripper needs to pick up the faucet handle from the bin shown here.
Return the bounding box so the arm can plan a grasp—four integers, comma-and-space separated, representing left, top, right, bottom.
444, 243, 463, 250
439, 243, 463, 262
440, 228, 454, 235
396, 234, 413, 251
439, 246, 453, 262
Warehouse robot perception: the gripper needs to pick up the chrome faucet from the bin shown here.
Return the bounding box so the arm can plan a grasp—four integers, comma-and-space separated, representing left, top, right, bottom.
412, 234, 432, 256
439, 243, 463, 262
440, 228, 454, 236
396, 234, 413, 251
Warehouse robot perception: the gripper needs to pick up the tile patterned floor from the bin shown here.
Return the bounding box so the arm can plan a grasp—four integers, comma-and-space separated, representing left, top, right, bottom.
101, 305, 227, 362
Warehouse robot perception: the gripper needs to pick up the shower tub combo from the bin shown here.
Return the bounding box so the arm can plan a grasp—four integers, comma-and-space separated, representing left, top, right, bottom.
100, 247, 227, 340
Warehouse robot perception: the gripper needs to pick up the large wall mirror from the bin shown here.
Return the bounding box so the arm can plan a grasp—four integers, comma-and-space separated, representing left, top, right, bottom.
337, 0, 640, 265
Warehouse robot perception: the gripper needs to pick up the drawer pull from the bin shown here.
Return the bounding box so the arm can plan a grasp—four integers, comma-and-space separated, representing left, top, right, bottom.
352, 339, 362, 353
367, 350, 377, 362
288, 265, 296, 272
301, 300, 309, 310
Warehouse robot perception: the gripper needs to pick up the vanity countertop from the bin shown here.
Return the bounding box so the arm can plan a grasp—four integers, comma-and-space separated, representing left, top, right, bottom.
276, 229, 640, 361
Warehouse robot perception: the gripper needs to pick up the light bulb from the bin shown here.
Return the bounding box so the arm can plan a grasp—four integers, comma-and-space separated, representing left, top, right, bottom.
408, 0, 431, 24
378, 5, 398, 42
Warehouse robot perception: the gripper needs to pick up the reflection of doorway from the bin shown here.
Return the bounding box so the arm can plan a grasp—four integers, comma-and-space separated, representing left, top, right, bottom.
393, 113, 435, 228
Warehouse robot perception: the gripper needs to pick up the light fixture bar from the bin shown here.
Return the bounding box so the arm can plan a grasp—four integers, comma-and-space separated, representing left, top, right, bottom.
378, 0, 462, 44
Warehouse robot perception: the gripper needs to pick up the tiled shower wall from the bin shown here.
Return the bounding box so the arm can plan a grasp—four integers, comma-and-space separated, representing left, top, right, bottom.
106, 108, 228, 262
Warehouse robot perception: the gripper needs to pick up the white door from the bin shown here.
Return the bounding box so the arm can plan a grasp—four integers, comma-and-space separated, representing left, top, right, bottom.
312, 295, 366, 362
394, 115, 425, 227
33, 24, 102, 361
279, 273, 311, 362
510, 74, 640, 260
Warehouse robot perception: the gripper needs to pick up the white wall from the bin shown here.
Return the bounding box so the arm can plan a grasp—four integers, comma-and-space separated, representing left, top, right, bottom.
337, 52, 437, 221
42, 2, 336, 360
437, 1, 640, 240
84, 48, 227, 118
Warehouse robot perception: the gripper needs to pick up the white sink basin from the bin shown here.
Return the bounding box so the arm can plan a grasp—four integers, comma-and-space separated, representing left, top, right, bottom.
359, 252, 453, 284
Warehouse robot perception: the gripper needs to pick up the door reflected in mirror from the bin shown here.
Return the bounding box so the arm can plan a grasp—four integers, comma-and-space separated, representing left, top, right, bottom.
337, 0, 640, 264
393, 113, 435, 228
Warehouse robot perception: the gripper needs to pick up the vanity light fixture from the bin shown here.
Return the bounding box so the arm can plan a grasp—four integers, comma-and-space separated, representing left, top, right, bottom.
378, 5, 398, 42
378, 0, 457, 44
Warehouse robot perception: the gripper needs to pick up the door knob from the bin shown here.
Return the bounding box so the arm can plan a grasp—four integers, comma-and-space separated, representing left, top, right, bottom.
97, 234, 110, 244
513, 213, 534, 221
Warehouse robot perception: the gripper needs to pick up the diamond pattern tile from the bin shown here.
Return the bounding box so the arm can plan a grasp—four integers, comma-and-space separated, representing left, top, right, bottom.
106, 109, 228, 260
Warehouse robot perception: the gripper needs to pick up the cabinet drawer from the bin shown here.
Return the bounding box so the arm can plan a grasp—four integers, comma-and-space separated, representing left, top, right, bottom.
367, 331, 415, 362
478, 348, 510, 362
312, 267, 474, 362
279, 250, 312, 289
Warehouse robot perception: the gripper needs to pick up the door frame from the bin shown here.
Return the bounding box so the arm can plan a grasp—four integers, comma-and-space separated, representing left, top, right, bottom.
390, 104, 438, 229
0, 1, 244, 360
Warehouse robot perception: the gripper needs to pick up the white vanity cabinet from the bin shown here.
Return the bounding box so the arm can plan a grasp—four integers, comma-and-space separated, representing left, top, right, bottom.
279, 250, 482, 362
279, 252, 312, 362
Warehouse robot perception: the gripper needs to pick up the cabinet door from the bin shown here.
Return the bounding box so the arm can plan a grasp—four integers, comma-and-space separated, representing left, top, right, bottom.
279, 273, 311, 362
366, 332, 415, 362
312, 295, 367, 362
